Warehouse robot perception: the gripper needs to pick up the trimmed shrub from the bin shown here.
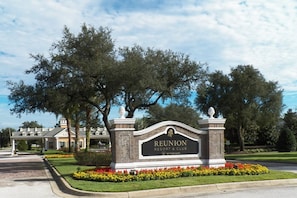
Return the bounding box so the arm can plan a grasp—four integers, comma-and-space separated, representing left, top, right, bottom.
74, 151, 112, 166
276, 127, 296, 152
17, 140, 28, 151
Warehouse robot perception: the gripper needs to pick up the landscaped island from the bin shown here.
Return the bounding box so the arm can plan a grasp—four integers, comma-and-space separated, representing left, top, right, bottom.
73, 162, 269, 182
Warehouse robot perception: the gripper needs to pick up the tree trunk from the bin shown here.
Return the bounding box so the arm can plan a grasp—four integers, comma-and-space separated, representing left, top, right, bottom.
85, 107, 91, 152
102, 113, 111, 140
66, 118, 72, 153
126, 111, 134, 118
238, 125, 245, 151
74, 115, 80, 153
102, 108, 113, 152
126, 106, 135, 118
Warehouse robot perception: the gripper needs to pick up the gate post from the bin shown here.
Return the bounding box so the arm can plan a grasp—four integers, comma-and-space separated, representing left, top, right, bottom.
11, 138, 16, 156
198, 107, 226, 167
110, 115, 136, 171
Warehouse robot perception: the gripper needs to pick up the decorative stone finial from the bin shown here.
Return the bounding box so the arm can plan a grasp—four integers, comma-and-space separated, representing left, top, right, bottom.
119, 106, 126, 119
208, 107, 215, 118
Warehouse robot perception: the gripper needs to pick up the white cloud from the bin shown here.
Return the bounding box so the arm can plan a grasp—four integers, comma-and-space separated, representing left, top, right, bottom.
1, 0, 297, 127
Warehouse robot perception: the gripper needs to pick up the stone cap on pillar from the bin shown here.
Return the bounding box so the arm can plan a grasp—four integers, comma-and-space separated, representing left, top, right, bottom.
198, 107, 226, 130
110, 106, 136, 130
110, 118, 136, 131
111, 118, 136, 125
198, 118, 226, 131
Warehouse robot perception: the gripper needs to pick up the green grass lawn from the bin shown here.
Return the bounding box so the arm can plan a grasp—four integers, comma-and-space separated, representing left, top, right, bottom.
47, 155, 297, 192
225, 151, 297, 163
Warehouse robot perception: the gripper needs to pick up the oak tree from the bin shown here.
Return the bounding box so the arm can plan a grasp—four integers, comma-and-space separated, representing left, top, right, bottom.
196, 65, 283, 151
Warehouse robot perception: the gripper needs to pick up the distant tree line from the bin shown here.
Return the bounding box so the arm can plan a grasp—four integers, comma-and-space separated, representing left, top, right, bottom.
0, 128, 12, 148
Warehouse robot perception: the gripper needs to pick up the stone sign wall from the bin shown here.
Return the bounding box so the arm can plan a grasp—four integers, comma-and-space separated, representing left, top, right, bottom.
110, 112, 226, 171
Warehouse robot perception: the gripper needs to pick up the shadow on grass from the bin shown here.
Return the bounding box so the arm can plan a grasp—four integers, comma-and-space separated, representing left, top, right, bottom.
225, 152, 297, 162
48, 158, 78, 166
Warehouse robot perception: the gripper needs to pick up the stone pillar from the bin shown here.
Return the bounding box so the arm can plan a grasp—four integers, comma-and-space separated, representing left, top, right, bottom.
56, 137, 59, 150
11, 139, 16, 156
110, 117, 136, 171
198, 107, 226, 167
45, 138, 48, 151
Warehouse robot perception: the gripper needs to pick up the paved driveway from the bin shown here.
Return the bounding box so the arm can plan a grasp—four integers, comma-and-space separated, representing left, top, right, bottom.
255, 161, 297, 173
0, 149, 60, 198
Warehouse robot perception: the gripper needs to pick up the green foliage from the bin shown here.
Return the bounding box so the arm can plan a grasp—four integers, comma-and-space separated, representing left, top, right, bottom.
20, 121, 43, 128
74, 151, 112, 166
225, 151, 297, 163
7, 24, 207, 137
256, 126, 279, 146
27, 140, 42, 150
142, 103, 201, 128
196, 65, 283, 150
119, 45, 207, 118
17, 140, 28, 151
276, 127, 296, 152
0, 128, 14, 147
283, 109, 297, 140
44, 149, 68, 155
60, 147, 74, 153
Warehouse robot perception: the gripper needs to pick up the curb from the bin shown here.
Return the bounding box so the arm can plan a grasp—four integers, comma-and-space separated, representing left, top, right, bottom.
43, 158, 297, 198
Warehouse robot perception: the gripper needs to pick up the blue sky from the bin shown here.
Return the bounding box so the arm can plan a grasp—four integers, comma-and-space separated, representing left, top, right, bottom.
1, 0, 297, 129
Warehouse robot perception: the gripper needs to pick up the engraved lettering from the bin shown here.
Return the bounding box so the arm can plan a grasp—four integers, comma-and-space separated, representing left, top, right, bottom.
153, 140, 187, 147
142, 133, 199, 156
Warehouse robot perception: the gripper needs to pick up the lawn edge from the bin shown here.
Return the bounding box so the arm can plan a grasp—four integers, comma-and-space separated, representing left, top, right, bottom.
43, 158, 297, 198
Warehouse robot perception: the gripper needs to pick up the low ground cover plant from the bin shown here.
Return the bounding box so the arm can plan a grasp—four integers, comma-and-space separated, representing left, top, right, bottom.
73, 162, 269, 182
45, 154, 74, 158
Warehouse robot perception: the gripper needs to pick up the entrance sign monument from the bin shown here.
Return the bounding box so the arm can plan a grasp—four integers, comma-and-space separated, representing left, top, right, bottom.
110, 107, 226, 171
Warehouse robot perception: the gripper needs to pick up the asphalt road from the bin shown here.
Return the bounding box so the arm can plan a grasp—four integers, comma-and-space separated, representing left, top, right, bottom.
159, 185, 297, 198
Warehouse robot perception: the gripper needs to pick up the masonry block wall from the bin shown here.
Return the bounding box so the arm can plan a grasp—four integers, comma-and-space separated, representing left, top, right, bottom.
110, 117, 226, 171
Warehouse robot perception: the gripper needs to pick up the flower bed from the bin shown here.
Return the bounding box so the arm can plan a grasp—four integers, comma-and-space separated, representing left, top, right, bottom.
45, 154, 74, 158
73, 162, 269, 182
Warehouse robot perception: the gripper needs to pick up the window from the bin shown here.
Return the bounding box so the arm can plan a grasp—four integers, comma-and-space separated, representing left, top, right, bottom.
59, 141, 65, 148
